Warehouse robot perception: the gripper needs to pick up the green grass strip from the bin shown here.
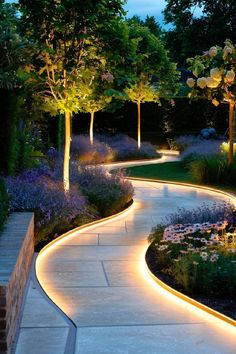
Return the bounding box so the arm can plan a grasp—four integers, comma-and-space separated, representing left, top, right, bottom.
125, 161, 236, 195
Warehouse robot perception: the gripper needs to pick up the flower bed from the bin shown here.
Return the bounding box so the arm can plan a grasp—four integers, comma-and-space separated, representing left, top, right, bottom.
71, 134, 160, 163
147, 202, 236, 319
5, 161, 134, 249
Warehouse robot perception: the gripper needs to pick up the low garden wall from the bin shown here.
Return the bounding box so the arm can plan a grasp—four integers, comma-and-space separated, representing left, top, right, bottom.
0, 213, 34, 354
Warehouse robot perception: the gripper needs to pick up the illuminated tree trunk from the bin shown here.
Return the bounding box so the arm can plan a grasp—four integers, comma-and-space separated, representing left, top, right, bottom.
89, 110, 95, 145
137, 99, 141, 149
228, 101, 235, 165
63, 111, 71, 192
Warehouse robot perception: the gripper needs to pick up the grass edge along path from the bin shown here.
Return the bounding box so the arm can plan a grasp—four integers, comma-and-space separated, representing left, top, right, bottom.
125, 161, 236, 195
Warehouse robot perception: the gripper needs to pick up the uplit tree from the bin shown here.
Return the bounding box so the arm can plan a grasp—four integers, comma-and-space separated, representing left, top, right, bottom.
19, 0, 125, 191
78, 18, 136, 145
186, 39, 236, 164
78, 70, 114, 145
125, 80, 159, 149
125, 23, 179, 148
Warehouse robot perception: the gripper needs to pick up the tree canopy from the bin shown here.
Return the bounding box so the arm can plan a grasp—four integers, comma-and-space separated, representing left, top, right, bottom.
125, 22, 179, 147
0, 2, 26, 90
164, 0, 236, 66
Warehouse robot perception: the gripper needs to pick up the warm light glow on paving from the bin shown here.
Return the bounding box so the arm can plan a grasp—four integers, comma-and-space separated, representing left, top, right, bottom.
104, 155, 174, 171
140, 245, 236, 334
36, 200, 137, 313
36, 174, 236, 334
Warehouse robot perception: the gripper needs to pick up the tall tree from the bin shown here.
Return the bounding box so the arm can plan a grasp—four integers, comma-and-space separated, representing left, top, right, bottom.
164, 0, 236, 66
78, 69, 114, 145
19, 0, 126, 191
127, 15, 163, 38
125, 23, 179, 148
77, 19, 133, 145
0, 2, 29, 174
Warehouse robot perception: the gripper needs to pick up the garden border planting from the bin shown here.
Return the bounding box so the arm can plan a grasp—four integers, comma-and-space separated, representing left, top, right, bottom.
145, 248, 236, 327
35, 200, 134, 257
127, 175, 236, 326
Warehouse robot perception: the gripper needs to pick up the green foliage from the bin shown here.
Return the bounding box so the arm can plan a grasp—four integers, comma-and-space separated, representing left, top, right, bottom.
125, 22, 179, 104
126, 161, 194, 183
150, 223, 236, 297
19, 0, 126, 48
18, 0, 128, 115
173, 252, 236, 297
78, 168, 134, 217
125, 81, 159, 104
127, 15, 163, 38
35, 212, 94, 250
164, 0, 236, 66
17, 130, 44, 172
0, 178, 9, 231
0, 2, 26, 90
220, 141, 236, 155
0, 3, 39, 175
81, 184, 132, 217
186, 39, 236, 105
78, 69, 113, 115
187, 155, 236, 185
19, 0, 128, 189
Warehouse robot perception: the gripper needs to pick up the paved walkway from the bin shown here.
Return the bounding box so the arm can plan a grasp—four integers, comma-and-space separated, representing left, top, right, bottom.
15, 157, 236, 354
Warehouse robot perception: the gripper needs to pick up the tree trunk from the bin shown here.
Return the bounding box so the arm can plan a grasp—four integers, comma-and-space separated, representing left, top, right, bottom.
137, 100, 141, 149
228, 101, 235, 165
89, 111, 95, 145
63, 111, 71, 192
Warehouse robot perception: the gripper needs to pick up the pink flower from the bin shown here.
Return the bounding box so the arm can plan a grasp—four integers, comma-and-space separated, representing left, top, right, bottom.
210, 253, 219, 262
101, 72, 114, 82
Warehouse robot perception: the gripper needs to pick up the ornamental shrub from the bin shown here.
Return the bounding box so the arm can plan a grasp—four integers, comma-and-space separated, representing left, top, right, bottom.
98, 134, 159, 161
71, 134, 159, 163
5, 172, 95, 248
161, 201, 234, 226
5, 160, 134, 246
181, 139, 223, 161
187, 155, 236, 185
71, 135, 114, 164
172, 252, 236, 297
0, 178, 9, 231
77, 165, 134, 217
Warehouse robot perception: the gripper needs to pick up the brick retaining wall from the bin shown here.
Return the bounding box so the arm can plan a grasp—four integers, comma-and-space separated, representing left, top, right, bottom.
0, 213, 34, 354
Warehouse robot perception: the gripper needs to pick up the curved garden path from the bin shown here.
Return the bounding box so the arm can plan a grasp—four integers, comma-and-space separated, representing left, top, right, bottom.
20, 155, 236, 354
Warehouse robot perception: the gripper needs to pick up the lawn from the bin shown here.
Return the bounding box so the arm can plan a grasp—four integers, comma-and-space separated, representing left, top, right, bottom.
125, 161, 236, 195
125, 161, 195, 183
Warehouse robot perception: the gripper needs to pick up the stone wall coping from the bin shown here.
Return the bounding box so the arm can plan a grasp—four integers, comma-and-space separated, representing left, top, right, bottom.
0, 213, 34, 285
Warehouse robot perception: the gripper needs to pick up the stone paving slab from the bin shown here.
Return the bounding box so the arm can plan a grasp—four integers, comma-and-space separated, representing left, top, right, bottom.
13, 271, 73, 354
15, 327, 69, 354
39, 260, 104, 273
46, 284, 217, 327
75, 324, 236, 354
41, 269, 108, 287
48, 245, 144, 261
